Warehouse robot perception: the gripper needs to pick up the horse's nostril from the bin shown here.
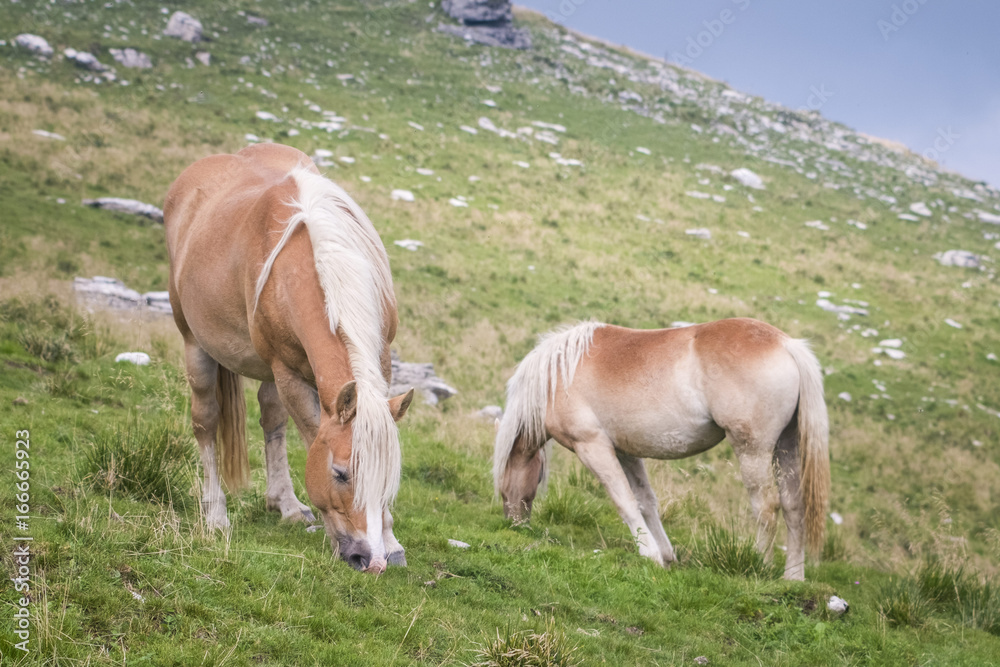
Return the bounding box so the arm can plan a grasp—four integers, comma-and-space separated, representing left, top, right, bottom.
347, 553, 369, 571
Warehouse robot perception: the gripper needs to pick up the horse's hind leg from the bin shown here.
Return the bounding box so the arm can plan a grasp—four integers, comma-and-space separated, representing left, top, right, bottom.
573, 434, 665, 566
258, 381, 315, 523
730, 432, 780, 563
775, 422, 806, 580
185, 343, 229, 530
619, 454, 676, 564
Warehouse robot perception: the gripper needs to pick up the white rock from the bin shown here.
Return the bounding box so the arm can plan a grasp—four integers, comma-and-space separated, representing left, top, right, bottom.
15, 34, 53, 57
448, 198, 468, 207
636, 146, 651, 155
391, 189, 415, 202
804, 220, 830, 231
944, 318, 963, 329
531, 120, 566, 133
827, 596, 849, 615
255, 111, 279, 121
988, 353, 998, 362
816, 299, 868, 316
847, 219, 867, 230
884, 349, 906, 360
164, 11, 203, 42
685, 191, 711, 200
393, 239, 423, 251
109, 48, 152, 69
737, 231, 750, 238
909, 202, 932, 217
898, 213, 920, 222
407, 121, 424, 131
481, 99, 496, 107
195, 51, 211, 67
977, 210, 1000, 225
32, 129, 66, 141
512, 161, 530, 169
670, 321, 696, 328
416, 168, 434, 176
935, 250, 981, 268
459, 125, 478, 134
879, 339, 902, 348
82, 197, 164, 222
830, 512, 844, 525
115, 352, 151, 366
244, 133, 261, 142
685, 228, 711, 240
447, 539, 470, 549
339, 156, 355, 164
731, 167, 765, 190
838, 392, 852, 402
477, 405, 503, 421
64, 48, 107, 71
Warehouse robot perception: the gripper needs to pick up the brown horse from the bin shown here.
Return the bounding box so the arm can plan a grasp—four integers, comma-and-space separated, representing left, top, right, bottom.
165, 144, 413, 574
493, 319, 830, 580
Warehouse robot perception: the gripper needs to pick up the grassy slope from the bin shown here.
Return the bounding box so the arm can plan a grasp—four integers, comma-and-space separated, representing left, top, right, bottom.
1, 0, 999, 664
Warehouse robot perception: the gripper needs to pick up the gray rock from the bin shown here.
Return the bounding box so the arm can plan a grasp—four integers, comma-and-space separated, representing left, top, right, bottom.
730, 167, 765, 190
83, 197, 164, 222
195, 51, 211, 66
477, 405, 503, 421
934, 250, 981, 269
389, 351, 457, 405
74, 277, 173, 315
437, 23, 531, 49
246, 15, 269, 27
164, 11, 203, 43
109, 48, 152, 69
15, 34, 53, 58
443, 0, 512, 24
64, 48, 107, 72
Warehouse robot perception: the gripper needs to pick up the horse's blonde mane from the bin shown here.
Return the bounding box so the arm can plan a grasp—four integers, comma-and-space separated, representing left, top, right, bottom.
493, 321, 604, 496
255, 166, 400, 510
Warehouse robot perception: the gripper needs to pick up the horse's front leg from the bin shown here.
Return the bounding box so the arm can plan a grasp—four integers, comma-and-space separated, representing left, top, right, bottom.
618, 454, 676, 565
573, 434, 665, 566
382, 508, 406, 566
258, 381, 315, 523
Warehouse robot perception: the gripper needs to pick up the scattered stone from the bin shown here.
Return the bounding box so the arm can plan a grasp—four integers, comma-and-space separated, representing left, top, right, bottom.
670, 321, 696, 328
685, 191, 711, 200
909, 202, 932, 217
847, 219, 867, 230
879, 339, 902, 348
109, 48, 152, 69
934, 250, 981, 268
15, 34, 53, 57
872, 347, 906, 360
164, 11, 203, 42
447, 539, 471, 549
804, 220, 830, 231
13, 397, 29, 406
532, 120, 566, 133
256, 111, 279, 121
694, 658, 709, 666
115, 352, 151, 366
737, 231, 751, 238
32, 129, 66, 141
64, 48, 107, 72
438, 0, 531, 49
816, 299, 868, 316
393, 239, 423, 251
636, 146, 651, 155
416, 168, 435, 176
976, 210, 1000, 225
448, 197, 468, 207
625, 626, 644, 636
512, 160, 530, 169
390, 350, 457, 405
83, 197, 164, 223
731, 167, 765, 190
477, 405, 503, 421
827, 596, 849, 615
830, 512, 844, 525
685, 228, 711, 240
391, 189, 415, 202
407, 121, 425, 131
898, 213, 920, 222
443, 0, 511, 23
988, 353, 998, 362
74, 277, 172, 315
195, 51, 211, 67
944, 318, 963, 329
838, 392, 852, 402
306, 524, 322, 533
246, 15, 269, 27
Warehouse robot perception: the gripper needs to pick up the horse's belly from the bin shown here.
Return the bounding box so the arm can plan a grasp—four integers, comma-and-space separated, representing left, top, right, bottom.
611, 418, 725, 460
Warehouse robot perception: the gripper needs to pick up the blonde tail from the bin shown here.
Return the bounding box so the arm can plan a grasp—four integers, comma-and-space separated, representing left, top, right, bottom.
784, 339, 831, 557
215, 367, 249, 491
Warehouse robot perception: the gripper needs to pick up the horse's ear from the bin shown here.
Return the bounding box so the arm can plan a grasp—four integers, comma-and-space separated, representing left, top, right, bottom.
335, 381, 358, 424
389, 388, 414, 422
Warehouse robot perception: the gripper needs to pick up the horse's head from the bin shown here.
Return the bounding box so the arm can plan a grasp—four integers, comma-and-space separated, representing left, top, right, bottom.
498, 435, 546, 524
305, 381, 413, 574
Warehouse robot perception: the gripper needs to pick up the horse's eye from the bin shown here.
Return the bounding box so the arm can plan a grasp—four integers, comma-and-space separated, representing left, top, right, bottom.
332, 466, 350, 484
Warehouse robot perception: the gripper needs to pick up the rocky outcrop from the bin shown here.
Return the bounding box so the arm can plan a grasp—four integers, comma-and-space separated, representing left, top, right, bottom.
389, 351, 457, 405
15, 34, 53, 57
164, 11, 203, 43
64, 48, 107, 72
109, 48, 152, 69
437, 0, 531, 50
74, 277, 172, 315
934, 250, 981, 269
83, 197, 164, 223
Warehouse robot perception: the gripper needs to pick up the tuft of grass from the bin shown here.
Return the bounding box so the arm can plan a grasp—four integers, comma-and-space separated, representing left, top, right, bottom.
468, 620, 580, 667
877, 578, 932, 628
81, 414, 194, 504
18, 328, 78, 363
917, 560, 1000, 635
696, 525, 777, 578
537, 483, 600, 528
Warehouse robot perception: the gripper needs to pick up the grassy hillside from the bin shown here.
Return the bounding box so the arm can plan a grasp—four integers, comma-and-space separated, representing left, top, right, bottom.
2, 0, 999, 664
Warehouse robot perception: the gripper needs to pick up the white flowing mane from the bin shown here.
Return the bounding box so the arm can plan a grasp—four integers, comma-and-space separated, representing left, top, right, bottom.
493, 321, 604, 495
254, 166, 400, 510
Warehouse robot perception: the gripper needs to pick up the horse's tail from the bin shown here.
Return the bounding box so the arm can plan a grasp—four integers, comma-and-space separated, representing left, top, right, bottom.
783, 338, 830, 558
216, 366, 250, 491
493, 321, 604, 496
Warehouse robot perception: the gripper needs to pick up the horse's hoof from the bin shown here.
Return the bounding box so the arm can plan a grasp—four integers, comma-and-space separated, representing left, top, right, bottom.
387, 550, 407, 567
301, 508, 316, 522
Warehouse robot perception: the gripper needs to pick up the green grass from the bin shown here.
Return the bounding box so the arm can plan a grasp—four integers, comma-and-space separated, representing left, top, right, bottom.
1, 0, 999, 663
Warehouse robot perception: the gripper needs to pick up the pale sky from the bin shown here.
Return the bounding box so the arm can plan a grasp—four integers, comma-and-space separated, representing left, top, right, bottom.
516, 0, 1000, 187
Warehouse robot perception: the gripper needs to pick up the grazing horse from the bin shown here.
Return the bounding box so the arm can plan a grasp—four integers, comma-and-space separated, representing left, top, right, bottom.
165, 144, 413, 574
493, 319, 830, 581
